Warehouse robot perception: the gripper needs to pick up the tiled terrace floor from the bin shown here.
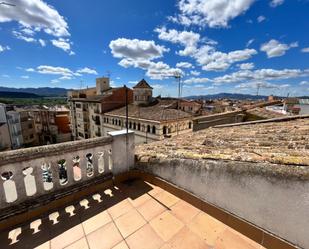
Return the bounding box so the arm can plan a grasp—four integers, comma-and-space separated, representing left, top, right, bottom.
0, 179, 265, 249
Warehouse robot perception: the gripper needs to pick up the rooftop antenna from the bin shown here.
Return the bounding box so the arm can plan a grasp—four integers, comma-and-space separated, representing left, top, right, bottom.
79, 80, 84, 89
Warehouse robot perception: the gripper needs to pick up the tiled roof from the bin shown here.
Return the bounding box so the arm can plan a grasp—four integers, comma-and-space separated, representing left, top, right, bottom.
133, 79, 153, 89
136, 116, 309, 166
105, 99, 192, 121
245, 107, 285, 119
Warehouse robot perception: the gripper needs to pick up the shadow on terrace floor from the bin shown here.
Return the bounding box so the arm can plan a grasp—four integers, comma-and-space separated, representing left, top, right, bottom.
0, 179, 155, 249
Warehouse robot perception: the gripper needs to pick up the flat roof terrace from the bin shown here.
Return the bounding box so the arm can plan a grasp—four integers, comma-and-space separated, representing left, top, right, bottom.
0, 179, 263, 249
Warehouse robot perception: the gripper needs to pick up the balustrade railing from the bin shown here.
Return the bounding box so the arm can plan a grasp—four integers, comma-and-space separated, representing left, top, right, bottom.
0, 130, 135, 212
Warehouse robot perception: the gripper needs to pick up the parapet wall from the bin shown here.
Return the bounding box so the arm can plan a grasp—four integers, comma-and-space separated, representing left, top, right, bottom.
136, 157, 309, 249
193, 110, 245, 131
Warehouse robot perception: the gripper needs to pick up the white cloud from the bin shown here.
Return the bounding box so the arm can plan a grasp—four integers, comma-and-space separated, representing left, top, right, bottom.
21, 75, 29, 79
172, 0, 255, 28
183, 77, 211, 84
51, 79, 59, 84
35, 65, 75, 76
257, 16, 266, 23
152, 84, 164, 89
51, 38, 74, 54
128, 80, 138, 85
176, 62, 193, 68
190, 70, 200, 76
301, 47, 309, 53
246, 39, 255, 47
0, 44, 10, 52
76, 67, 98, 75
38, 39, 46, 47
109, 38, 168, 61
155, 27, 256, 71
155, 27, 200, 56
13, 30, 36, 43
260, 39, 298, 58
1, 74, 10, 78
270, 0, 284, 8
26, 68, 35, 72
213, 68, 306, 84
300, 81, 309, 85
196, 48, 257, 71
145, 61, 183, 80
0, 0, 70, 37
238, 63, 254, 70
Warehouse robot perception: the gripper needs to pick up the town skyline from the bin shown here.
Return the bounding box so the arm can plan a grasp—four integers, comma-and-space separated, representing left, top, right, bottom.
0, 0, 308, 97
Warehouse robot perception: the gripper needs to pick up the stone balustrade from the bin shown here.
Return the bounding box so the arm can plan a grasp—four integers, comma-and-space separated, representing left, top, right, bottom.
0, 130, 134, 212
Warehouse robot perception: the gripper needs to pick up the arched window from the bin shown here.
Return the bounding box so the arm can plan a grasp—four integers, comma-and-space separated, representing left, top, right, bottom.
133, 122, 136, 129
152, 126, 156, 134
163, 126, 167, 135
147, 125, 150, 133
137, 123, 141, 131
189, 122, 192, 129
129, 122, 132, 128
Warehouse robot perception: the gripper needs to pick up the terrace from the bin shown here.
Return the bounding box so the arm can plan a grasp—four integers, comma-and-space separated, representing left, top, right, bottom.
0, 117, 308, 249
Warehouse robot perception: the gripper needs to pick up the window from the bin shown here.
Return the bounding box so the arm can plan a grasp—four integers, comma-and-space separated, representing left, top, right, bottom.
147, 125, 150, 133
28, 123, 33, 129
163, 126, 167, 135
30, 134, 34, 139
152, 126, 156, 134
137, 123, 141, 131
129, 122, 132, 128
189, 122, 192, 129
133, 122, 136, 129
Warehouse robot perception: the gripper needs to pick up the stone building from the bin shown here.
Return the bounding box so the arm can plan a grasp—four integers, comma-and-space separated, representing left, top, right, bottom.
0, 122, 11, 151
32, 106, 72, 145
68, 77, 133, 140
102, 79, 193, 144
17, 110, 39, 147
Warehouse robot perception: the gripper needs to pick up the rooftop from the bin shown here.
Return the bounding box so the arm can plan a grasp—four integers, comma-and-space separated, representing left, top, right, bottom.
136, 116, 309, 167
1, 179, 263, 249
133, 79, 153, 89
245, 107, 285, 119
105, 99, 192, 122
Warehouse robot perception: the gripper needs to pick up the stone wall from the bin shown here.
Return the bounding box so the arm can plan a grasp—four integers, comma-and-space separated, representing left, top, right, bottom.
136, 157, 309, 249
193, 110, 245, 131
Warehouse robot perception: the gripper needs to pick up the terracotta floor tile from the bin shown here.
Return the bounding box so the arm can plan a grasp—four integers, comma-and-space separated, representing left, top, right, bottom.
126, 224, 164, 249
149, 211, 184, 242
82, 210, 112, 235
87, 222, 122, 249
215, 228, 262, 249
128, 193, 151, 208
64, 238, 89, 249
107, 199, 133, 220
137, 198, 167, 221
50, 224, 85, 249
114, 209, 146, 238
153, 191, 180, 208
170, 200, 200, 224
163, 227, 210, 249
111, 241, 129, 249
188, 212, 226, 247
34, 241, 50, 249
147, 183, 164, 197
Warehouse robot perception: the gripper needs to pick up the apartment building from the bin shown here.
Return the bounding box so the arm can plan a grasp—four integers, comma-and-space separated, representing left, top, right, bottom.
68, 77, 133, 140
32, 106, 72, 145
0, 122, 11, 151
6, 111, 24, 149
17, 110, 39, 147
102, 79, 193, 144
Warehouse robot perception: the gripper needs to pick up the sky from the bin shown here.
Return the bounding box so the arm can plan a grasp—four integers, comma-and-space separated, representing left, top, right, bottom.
0, 0, 308, 97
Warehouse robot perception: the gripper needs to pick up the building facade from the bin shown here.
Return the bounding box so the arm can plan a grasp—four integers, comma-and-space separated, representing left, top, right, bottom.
68, 77, 133, 140
102, 79, 193, 144
32, 106, 72, 145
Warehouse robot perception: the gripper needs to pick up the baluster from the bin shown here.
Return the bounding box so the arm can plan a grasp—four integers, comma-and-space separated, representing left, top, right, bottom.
13, 163, 28, 204
49, 159, 61, 190
80, 153, 88, 180
65, 156, 74, 186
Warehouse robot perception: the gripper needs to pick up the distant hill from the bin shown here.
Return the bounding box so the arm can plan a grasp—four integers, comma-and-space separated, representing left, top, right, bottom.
185, 93, 269, 100
0, 87, 71, 97
0, 91, 41, 98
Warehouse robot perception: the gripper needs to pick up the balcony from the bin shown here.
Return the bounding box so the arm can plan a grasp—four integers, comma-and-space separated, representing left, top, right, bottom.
0, 117, 307, 249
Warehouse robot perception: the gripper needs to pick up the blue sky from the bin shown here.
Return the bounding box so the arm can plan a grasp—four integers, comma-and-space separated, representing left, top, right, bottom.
0, 0, 308, 97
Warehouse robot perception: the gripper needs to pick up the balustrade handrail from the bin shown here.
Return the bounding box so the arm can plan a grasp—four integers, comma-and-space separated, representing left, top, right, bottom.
0, 136, 112, 166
